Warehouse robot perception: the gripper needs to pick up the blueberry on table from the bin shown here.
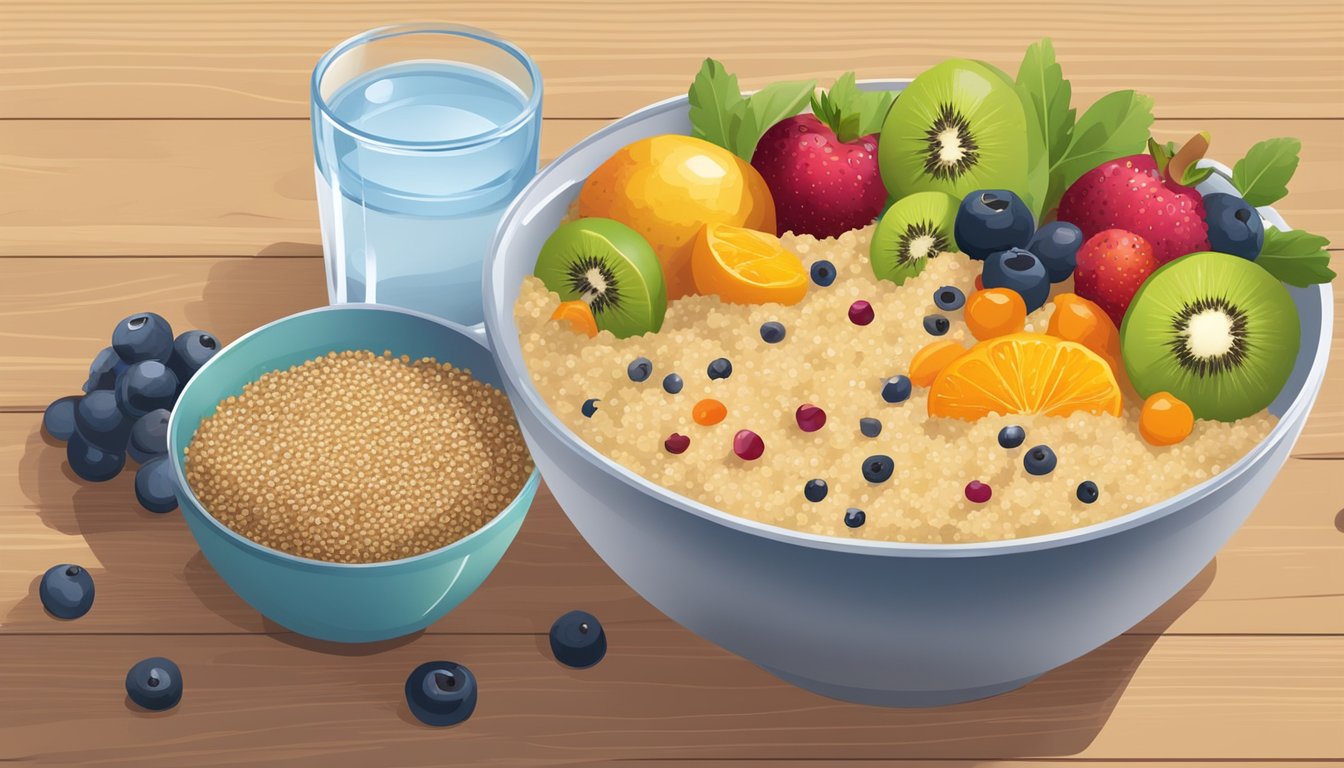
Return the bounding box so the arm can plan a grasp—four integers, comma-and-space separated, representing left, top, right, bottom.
810, 260, 837, 287
997, 425, 1025, 449
933, 285, 965, 311
1024, 444, 1058, 476
74, 389, 132, 452
167, 330, 219, 384
982, 248, 1050, 312
43, 396, 80, 442
953, 190, 1035, 260
661, 373, 684, 394
39, 564, 95, 620
881, 375, 912, 404
111, 313, 174, 364
84, 346, 127, 393
549, 610, 607, 669
923, 314, 950, 336
862, 454, 894, 483
706, 357, 733, 381
135, 457, 179, 513
759, 321, 786, 344
125, 657, 183, 711
128, 409, 171, 464
1202, 193, 1265, 260
67, 432, 126, 483
115, 361, 179, 419
627, 357, 653, 383
1027, 221, 1084, 282
405, 661, 478, 726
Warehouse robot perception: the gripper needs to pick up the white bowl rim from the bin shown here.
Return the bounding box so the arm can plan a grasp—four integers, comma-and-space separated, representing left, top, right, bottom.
485, 81, 1335, 559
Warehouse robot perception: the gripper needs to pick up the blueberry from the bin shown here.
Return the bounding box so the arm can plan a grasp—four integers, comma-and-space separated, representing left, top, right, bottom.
125, 657, 183, 712
128, 409, 170, 464
862, 454, 894, 483
111, 313, 174, 364
933, 285, 965, 311
1077, 480, 1100, 504
1024, 444, 1058, 476
954, 190, 1035, 260
844, 507, 867, 528
662, 373, 684, 394
810, 260, 837, 287
983, 248, 1050, 312
549, 610, 607, 669
581, 398, 600, 418
923, 314, 950, 336
84, 346, 127, 393
115, 361, 179, 419
998, 425, 1025, 449
405, 661, 478, 727
707, 357, 733, 380
1027, 221, 1084, 282
1203, 193, 1265, 260
760, 321, 786, 344
859, 417, 882, 438
626, 357, 652, 382
134, 456, 178, 513
43, 396, 80, 442
73, 389, 131, 452
881, 375, 912, 404
39, 564, 95, 620
167, 330, 219, 385
67, 432, 126, 483
804, 478, 828, 502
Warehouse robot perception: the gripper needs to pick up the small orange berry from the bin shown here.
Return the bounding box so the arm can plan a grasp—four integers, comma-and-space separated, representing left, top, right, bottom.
964, 288, 1027, 340
1139, 391, 1194, 446
692, 398, 727, 426
909, 340, 969, 387
550, 300, 598, 338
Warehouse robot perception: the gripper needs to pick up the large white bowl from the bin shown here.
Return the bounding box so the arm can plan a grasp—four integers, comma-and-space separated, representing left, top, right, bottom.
483, 82, 1334, 706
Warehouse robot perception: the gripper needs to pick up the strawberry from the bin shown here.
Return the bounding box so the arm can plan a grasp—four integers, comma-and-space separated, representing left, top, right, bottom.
1057, 134, 1212, 264
1073, 229, 1159, 326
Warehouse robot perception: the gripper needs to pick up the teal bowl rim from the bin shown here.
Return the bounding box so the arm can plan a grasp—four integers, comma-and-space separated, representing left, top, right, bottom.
166, 303, 542, 572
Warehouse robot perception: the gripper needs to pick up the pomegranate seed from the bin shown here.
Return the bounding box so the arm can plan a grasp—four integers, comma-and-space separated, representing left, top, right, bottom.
795, 403, 827, 432
965, 480, 992, 504
733, 430, 765, 461
848, 300, 874, 326
664, 433, 690, 454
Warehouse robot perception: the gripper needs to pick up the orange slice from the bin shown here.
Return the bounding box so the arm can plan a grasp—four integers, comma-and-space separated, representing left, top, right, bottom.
910, 340, 969, 387
550, 300, 599, 337
691, 223, 808, 305
928, 333, 1123, 421
1045, 293, 1127, 389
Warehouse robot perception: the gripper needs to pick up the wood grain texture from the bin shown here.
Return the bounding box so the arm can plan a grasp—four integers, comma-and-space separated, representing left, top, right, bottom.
0, 119, 1341, 257
2, 0, 1342, 120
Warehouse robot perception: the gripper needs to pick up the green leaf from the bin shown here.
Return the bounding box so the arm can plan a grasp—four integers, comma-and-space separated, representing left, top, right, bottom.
1015, 39, 1074, 171
1053, 90, 1155, 194
730, 79, 816, 159
687, 58, 745, 151
810, 72, 893, 143
1232, 137, 1301, 207
1257, 227, 1336, 286
1180, 164, 1215, 187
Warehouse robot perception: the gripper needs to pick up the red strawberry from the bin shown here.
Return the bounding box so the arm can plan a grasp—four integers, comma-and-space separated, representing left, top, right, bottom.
1057, 136, 1211, 264
1073, 229, 1159, 326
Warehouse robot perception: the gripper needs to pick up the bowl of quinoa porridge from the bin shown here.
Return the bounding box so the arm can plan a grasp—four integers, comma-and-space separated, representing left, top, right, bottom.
482, 81, 1333, 706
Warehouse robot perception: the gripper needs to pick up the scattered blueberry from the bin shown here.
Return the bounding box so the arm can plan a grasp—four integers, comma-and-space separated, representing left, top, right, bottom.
43, 396, 80, 442
810, 260, 837, 287
664, 433, 690, 454
881, 375, 912, 404
115, 361, 179, 419
1203, 193, 1265, 260
627, 357, 653, 383
549, 610, 607, 669
998, 425, 1025, 449
983, 248, 1050, 312
1077, 480, 1100, 504
581, 398, 600, 418
859, 417, 882, 438
167, 330, 219, 385
39, 564, 95, 619
933, 285, 965, 311
844, 507, 866, 529
67, 432, 125, 483
405, 661, 478, 726
84, 346, 127, 393
111, 313, 174, 364
965, 480, 992, 504
733, 429, 765, 461
954, 190, 1035, 260
707, 357, 733, 380
74, 389, 131, 452
1027, 221, 1084, 282
125, 657, 183, 712
848, 300, 874, 326
795, 403, 827, 433
134, 456, 178, 513
923, 314, 950, 336
862, 454, 894, 483
128, 409, 170, 464
1024, 444, 1058, 476
759, 321, 786, 344
661, 373, 684, 394
804, 479, 828, 502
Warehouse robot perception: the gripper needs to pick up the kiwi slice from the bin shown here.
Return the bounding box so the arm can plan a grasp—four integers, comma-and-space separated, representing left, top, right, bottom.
534, 217, 667, 338
879, 59, 1046, 218
1121, 251, 1299, 422
870, 191, 959, 285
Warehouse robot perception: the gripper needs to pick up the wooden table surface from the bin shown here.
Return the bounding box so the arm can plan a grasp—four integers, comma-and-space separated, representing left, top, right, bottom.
1, 2, 1341, 766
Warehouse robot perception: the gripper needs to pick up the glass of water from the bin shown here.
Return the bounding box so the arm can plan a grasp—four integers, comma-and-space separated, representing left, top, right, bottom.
311, 24, 542, 325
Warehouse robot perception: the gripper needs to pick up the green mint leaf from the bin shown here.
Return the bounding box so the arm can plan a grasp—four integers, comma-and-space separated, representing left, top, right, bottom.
1180, 164, 1215, 187
1147, 137, 1172, 175
1232, 137, 1301, 207
1257, 227, 1336, 286
812, 71, 893, 142
1053, 89, 1155, 195
687, 58, 745, 152
1016, 39, 1075, 171
732, 79, 816, 159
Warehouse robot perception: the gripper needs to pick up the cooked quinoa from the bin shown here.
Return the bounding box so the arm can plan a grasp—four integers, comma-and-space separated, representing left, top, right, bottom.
514, 224, 1276, 543
185, 350, 533, 563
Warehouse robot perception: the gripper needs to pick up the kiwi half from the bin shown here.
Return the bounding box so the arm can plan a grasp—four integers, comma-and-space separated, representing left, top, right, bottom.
1121, 251, 1299, 422
879, 59, 1045, 218
870, 191, 959, 285
534, 217, 667, 338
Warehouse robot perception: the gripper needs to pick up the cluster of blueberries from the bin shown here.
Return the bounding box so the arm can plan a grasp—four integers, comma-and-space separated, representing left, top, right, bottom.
41, 313, 218, 513
954, 190, 1083, 312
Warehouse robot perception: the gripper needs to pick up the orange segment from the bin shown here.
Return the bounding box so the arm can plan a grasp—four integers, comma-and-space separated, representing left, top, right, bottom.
928, 333, 1123, 421
1046, 293, 1127, 390
550, 300, 599, 338
691, 224, 808, 305
964, 288, 1026, 340
1139, 392, 1194, 446
910, 340, 969, 387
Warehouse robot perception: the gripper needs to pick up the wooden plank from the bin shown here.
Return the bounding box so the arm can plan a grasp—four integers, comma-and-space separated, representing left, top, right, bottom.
2, 410, 1341, 636
0, 118, 1340, 257
0, 634, 1339, 764
1, 1, 1342, 120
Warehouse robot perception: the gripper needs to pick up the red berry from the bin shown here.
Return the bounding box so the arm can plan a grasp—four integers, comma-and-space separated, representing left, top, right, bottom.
848, 301, 874, 326
795, 403, 827, 432
1073, 229, 1159, 326
965, 480, 992, 503
733, 430, 765, 461
664, 433, 690, 454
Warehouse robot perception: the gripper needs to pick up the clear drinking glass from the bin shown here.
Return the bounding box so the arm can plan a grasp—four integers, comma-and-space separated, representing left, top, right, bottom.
311, 24, 542, 325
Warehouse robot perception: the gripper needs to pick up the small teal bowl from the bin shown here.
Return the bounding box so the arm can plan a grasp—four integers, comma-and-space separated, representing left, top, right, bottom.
167, 304, 540, 643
